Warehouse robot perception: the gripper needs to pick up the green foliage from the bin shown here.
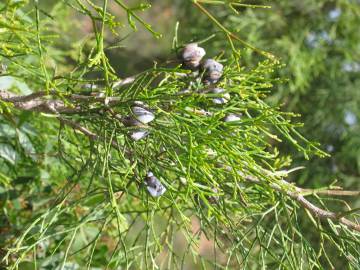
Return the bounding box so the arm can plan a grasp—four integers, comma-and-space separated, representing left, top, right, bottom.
0, 1, 360, 269
183, 0, 360, 187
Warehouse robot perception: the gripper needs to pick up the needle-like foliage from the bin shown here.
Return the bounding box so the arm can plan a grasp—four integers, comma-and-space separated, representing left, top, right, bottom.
0, 1, 359, 269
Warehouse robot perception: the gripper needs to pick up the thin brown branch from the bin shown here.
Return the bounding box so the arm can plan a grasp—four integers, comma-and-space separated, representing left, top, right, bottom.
301, 189, 360, 197
0, 89, 126, 113
1, 88, 127, 153
242, 171, 360, 232
1, 89, 78, 113
56, 117, 121, 151
0, 72, 138, 111
0, 90, 57, 102
58, 117, 123, 153
59, 118, 99, 140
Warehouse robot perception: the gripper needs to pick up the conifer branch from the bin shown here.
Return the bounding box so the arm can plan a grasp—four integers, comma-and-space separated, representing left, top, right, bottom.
243, 172, 360, 232
0, 89, 123, 149
3, 86, 360, 232
0, 89, 121, 113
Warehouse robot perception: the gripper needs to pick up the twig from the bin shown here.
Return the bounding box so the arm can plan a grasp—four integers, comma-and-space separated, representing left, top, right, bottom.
301, 189, 360, 197
26, 98, 123, 151
0, 90, 113, 113
241, 171, 360, 232
0, 74, 139, 113
57, 117, 121, 151
58, 118, 99, 140
0, 90, 57, 102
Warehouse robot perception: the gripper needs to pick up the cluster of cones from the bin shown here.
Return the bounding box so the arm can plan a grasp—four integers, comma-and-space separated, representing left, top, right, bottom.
128, 43, 243, 198
181, 43, 241, 122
